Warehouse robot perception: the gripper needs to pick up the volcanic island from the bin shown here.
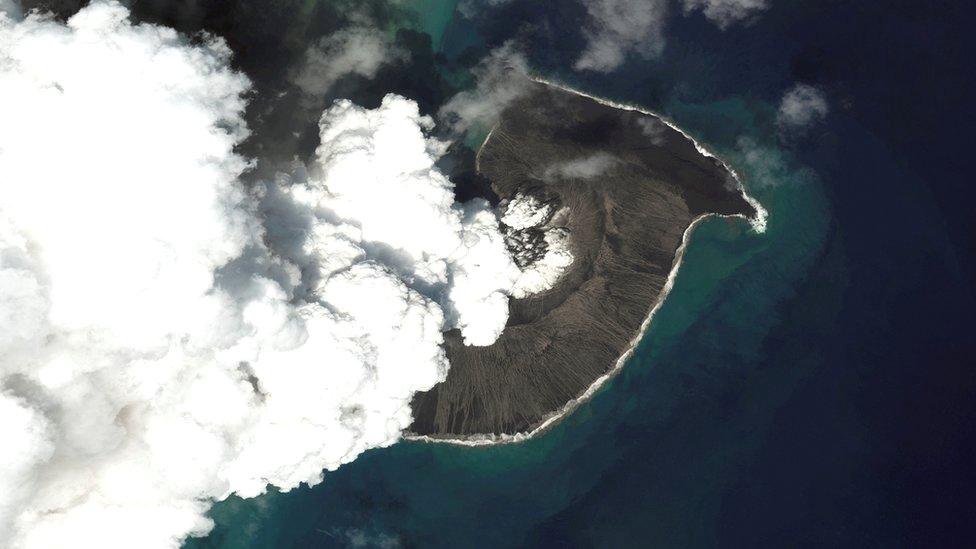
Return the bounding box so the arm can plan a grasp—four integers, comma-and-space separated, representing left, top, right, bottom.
408, 79, 763, 443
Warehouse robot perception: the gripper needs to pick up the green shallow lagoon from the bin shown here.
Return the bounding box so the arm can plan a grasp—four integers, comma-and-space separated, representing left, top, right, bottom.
187, 94, 834, 546
186, 0, 976, 546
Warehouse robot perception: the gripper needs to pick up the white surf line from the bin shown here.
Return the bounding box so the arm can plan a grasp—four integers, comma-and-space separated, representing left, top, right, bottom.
532, 76, 768, 233
405, 79, 768, 447
474, 125, 495, 173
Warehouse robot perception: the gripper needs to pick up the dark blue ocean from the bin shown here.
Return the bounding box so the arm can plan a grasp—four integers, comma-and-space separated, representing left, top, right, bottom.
186, 1, 976, 546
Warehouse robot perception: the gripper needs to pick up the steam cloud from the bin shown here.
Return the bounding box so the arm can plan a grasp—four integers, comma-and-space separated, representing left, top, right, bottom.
681, 0, 769, 29
575, 0, 669, 73
542, 152, 622, 181
0, 2, 520, 547
500, 195, 574, 298
293, 27, 404, 101
574, 0, 772, 72
439, 43, 533, 135
0, 0, 19, 18
776, 83, 829, 131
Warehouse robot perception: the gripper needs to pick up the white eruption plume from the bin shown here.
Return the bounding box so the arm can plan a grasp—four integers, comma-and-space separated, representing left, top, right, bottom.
0, 2, 518, 547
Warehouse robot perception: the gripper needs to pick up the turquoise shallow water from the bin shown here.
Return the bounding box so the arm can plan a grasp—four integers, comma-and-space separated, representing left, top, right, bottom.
188, 95, 831, 546
186, 1, 976, 546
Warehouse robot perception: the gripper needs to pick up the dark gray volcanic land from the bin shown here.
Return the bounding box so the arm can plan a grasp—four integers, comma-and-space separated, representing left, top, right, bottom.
410, 80, 758, 439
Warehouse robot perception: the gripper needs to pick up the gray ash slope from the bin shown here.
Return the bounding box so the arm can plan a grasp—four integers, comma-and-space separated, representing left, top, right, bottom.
410, 80, 757, 439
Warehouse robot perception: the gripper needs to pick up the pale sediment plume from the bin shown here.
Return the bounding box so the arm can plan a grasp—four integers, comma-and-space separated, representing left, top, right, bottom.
0, 2, 771, 544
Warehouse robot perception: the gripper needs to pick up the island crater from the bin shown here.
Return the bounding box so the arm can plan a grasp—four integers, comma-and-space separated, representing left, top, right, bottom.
409, 80, 762, 443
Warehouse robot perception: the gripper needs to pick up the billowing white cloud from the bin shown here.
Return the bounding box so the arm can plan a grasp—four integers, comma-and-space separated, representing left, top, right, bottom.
681, 0, 769, 29
500, 195, 574, 298
575, 0, 669, 73
293, 27, 404, 101
275, 95, 519, 346
776, 83, 829, 131
0, 3, 520, 548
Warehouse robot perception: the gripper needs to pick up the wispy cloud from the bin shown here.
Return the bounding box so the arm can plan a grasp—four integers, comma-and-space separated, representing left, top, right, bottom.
0, 0, 21, 19
573, 0, 772, 73
575, 0, 670, 72
292, 27, 405, 102
0, 3, 525, 547
542, 152, 622, 181
681, 0, 769, 29
776, 83, 829, 133
439, 42, 533, 134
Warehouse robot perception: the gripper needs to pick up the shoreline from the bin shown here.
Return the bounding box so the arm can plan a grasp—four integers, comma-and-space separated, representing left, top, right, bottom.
405, 79, 767, 447
531, 76, 768, 233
